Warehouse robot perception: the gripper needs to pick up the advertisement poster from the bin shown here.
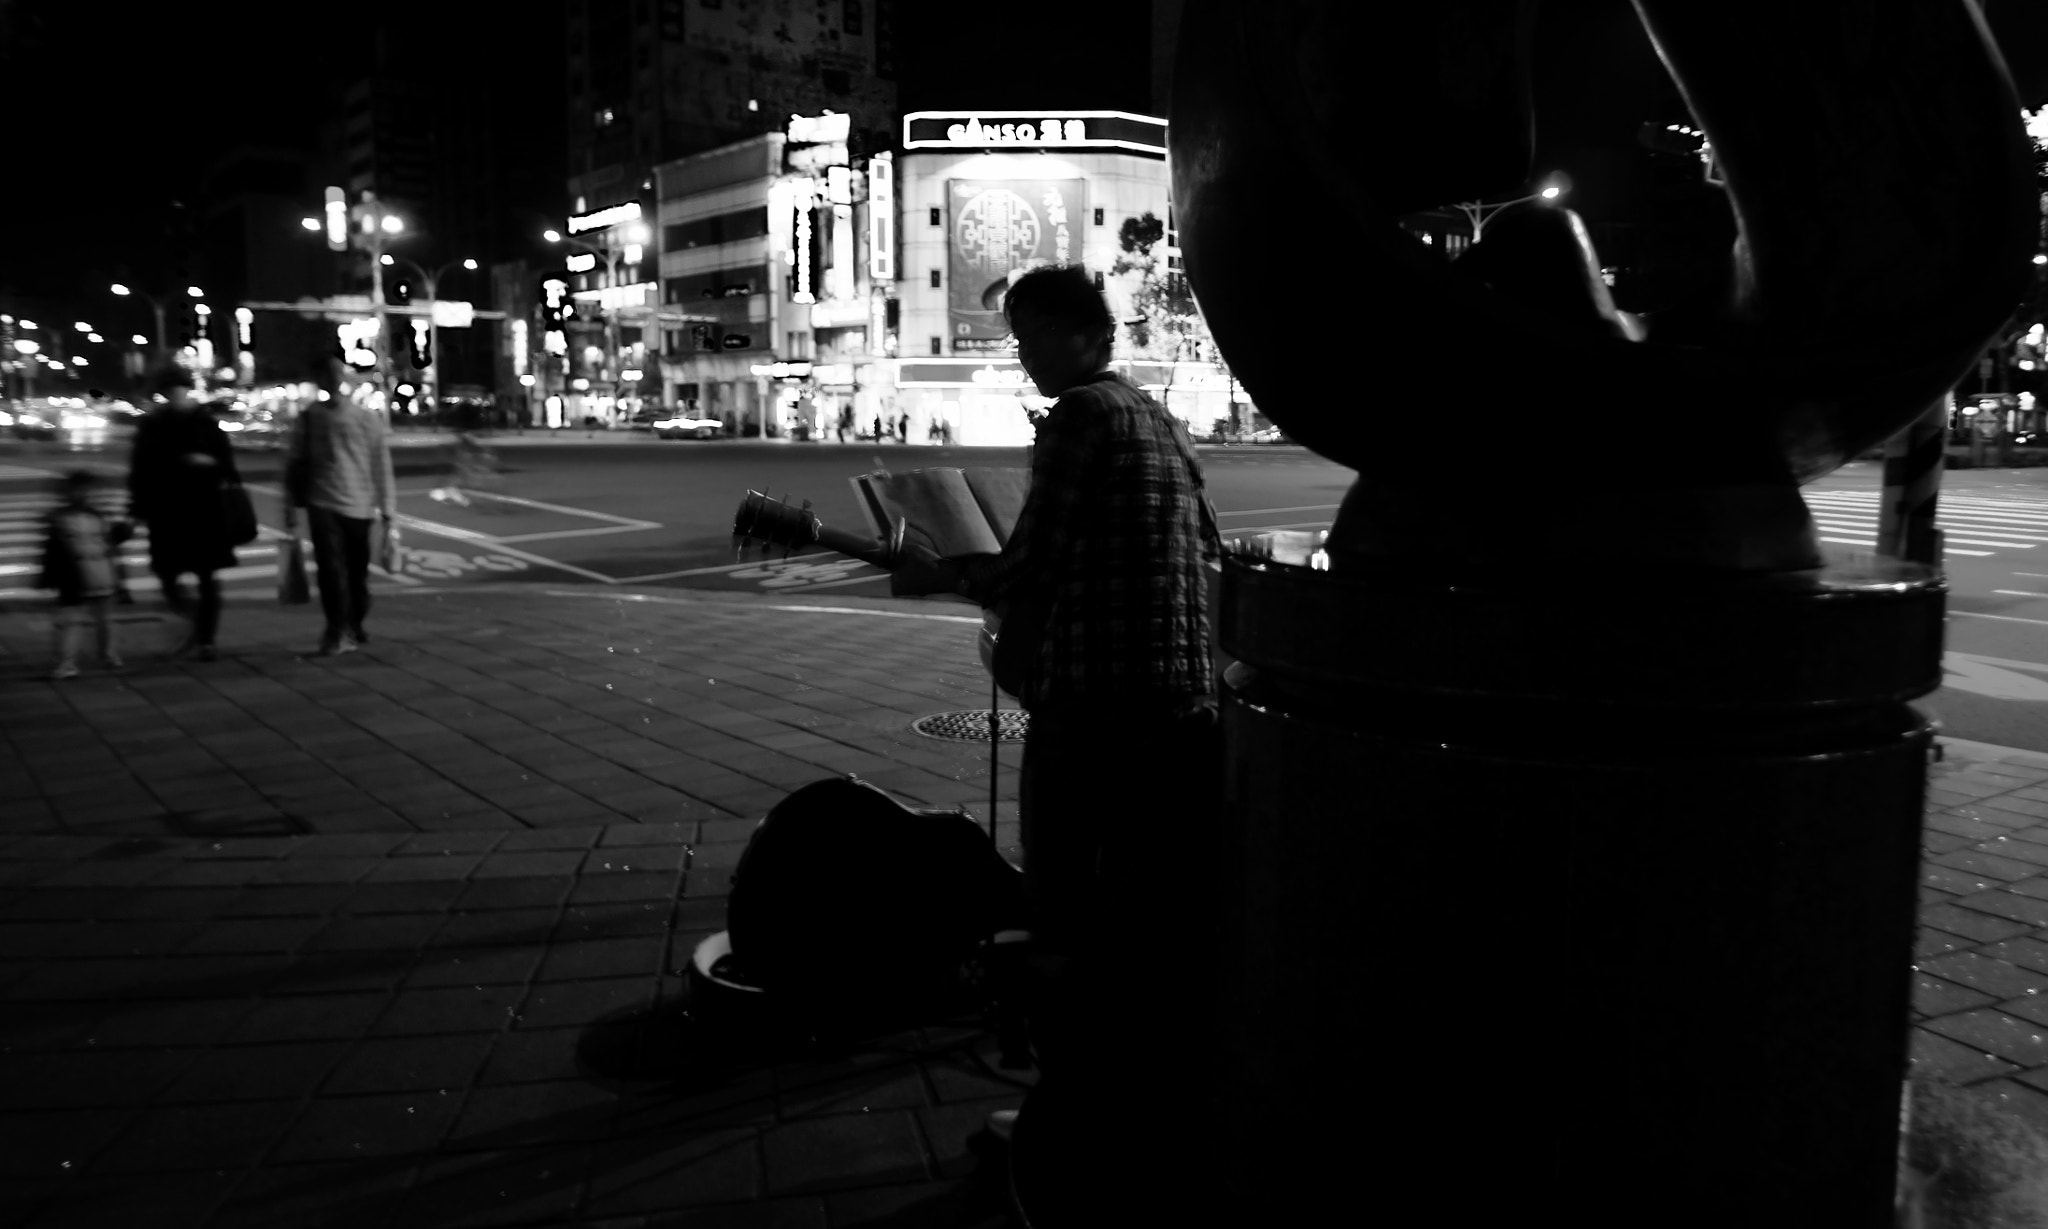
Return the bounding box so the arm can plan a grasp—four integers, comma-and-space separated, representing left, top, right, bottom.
947, 179, 1086, 352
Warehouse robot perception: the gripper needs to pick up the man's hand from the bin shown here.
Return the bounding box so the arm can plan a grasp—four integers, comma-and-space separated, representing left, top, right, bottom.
891, 541, 964, 597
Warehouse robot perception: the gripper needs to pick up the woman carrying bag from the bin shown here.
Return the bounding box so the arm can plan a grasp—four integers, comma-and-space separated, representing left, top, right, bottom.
126, 368, 246, 661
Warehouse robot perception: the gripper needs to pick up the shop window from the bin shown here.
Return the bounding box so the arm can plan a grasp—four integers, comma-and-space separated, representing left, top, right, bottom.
930, 337, 942, 356
1094, 207, 1104, 225
929, 269, 941, 288
929, 206, 940, 226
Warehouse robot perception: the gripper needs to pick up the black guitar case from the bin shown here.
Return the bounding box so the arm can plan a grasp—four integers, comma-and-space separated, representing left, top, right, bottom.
725, 776, 1027, 1012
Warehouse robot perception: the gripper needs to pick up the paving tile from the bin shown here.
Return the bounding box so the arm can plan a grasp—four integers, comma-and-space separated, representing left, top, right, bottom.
443, 1081, 619, 1150
433, 907, 562, 948
362, 854, 486, 882
180, 916, 327, 955
8, 1169, 242, 1229
497, 826, 605, 852
269, 1090, 464, 1162
477, 1026, 588, 1086
776, 1062, 933, 1119
84, 996, 259, 1048
221, 884, 355, 918
1920, 1009, 2048, 1066
760, 1113, 929, 1197
159, 1041, 349, 1103
338, 880, 471, 915
1916, 951, 2048, 1000
226, 992, 391, 1042
268, 952, 411, 995
92, 1100, 303, 1173
372, 985, 526, 1036
400, 832, 506, 856
558, 901, 675, 939
0, 1108, 137, 1180
393, 1148, 593, 1229
515, 977, 658, 1030
1963, 1077, 2048, 1140
1982, 937, 2048, 976
405, 945, 546, 988
474, 850, 587, 879
1911, 1026, 2025, 1084
536, 936, 669, 982
455, 878, 574, 911
579, 1128, 762, 1215
322, 1033, 497, 1095
568, 871, 681, 904
305, 913, 448, 953
1952, 888, 2048, 928
1920, 903, 2034, 943
0, 1047, 201, 1109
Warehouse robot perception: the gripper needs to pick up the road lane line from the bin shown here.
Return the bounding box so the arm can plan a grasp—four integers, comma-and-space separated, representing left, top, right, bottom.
452, 488, 662, 528
1994, 590, 2048, 598
491, 524, 671, 544
1217, 504, 1342, 518
537, 589, 983, 623
1954, 610, 2048, 627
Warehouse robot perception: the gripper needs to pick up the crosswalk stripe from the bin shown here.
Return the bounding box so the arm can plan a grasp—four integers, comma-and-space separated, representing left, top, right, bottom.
0, 545, 277, 576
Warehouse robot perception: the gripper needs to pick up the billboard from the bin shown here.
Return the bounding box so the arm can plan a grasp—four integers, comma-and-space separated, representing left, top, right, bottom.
946, 179, 1085, 352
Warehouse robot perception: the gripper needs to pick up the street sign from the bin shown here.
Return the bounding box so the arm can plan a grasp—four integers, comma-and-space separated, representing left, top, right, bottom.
431, 300, 475, 328
1976, 411, 2004, 440
721, 333, 752, 350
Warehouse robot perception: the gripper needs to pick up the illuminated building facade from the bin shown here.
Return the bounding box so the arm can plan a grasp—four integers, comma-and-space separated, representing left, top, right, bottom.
892, 110, 1244, 445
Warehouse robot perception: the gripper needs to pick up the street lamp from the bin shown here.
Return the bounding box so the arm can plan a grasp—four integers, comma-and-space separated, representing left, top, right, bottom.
110, 283, 198, 366
379, 253, 477, 417
1451, 173, 1573, 242
545, 229, 625, 423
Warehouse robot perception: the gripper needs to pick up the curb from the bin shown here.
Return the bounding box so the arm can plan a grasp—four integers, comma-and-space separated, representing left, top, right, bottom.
1937, 735, 2048, 772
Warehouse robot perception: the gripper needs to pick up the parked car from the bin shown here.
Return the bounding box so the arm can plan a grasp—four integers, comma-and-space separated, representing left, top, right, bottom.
654, 409, 725, 440
625, 407, 666, 431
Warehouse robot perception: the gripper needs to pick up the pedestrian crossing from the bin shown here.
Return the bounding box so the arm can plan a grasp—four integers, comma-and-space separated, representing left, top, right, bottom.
0, 492, 301, 603
1803, 489, 2048, 559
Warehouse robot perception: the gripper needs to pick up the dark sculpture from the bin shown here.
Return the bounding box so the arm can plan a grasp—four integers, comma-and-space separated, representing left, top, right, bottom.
1010, 2, 2040, 1225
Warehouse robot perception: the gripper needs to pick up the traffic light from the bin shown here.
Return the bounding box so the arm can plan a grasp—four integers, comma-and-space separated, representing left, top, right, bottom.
540, 275, 573, 330
410, 321, 431, 370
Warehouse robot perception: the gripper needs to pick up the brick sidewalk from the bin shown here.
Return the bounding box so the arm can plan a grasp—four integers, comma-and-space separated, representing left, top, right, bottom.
0, 583, 1028, 1227
5, 582, 2048, 1222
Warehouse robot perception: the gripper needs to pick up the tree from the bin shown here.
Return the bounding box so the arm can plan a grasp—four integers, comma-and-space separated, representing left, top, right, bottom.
1110, 212, 1241, 433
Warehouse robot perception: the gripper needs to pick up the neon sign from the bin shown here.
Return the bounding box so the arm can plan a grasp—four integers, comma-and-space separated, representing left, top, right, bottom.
868, 153, 895, 282
566, 201, 643, 234
903, 111, 1168, 158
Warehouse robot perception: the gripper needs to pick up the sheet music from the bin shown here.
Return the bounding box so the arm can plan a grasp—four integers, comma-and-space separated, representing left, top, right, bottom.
851, 468, 1016, 558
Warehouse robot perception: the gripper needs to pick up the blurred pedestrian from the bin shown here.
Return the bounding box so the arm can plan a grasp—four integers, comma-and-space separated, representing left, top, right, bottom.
838, 406, 852, 443
288, 352, 396, 656
127, 368, 239, 661
38, 470, 124, 678
872, 413, 882, 442
896, 414, 908, 443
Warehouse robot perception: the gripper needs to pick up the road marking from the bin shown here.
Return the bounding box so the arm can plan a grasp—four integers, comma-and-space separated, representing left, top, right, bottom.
613, 557, 810, 583
491, 524, 667, 544
1953, 610, 2048, 627
538, 589, 983, 623
1945, 652, 2048, 701
432, 488, 664, 542
1217, 504, 1341, 518
1994, 590, 2048, 599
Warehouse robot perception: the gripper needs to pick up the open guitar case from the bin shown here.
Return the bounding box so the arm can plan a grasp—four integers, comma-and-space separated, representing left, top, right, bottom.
685, 774, 1029, 1038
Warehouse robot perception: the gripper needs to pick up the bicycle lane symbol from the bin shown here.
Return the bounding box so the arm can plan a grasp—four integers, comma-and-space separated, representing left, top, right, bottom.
390, 546, 531, 580
730, 557, 876, 590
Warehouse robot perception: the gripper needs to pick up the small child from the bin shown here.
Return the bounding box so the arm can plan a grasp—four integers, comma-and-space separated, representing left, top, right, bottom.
39, 470, 124, 679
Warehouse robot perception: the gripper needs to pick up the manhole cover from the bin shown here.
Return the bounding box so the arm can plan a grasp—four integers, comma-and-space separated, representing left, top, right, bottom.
912, 710, 1030, 742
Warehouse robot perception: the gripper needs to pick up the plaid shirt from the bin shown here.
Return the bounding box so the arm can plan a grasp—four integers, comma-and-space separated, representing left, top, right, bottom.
291, 400, 395, 519
962, 371, 1215, 712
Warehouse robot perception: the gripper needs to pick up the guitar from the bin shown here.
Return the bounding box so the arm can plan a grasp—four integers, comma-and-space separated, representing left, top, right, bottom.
730, 489, 1043, 697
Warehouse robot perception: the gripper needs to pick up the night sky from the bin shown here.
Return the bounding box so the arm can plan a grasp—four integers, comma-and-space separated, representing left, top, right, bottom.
1, 1, 2042, 315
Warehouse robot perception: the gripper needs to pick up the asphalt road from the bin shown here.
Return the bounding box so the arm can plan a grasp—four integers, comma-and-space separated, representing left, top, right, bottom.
5, 432, 2046, 754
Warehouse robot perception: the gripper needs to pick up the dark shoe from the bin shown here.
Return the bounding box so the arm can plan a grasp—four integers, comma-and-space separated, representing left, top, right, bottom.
348, 626, 368, 646
986, 1109, 1019, 1143
313, 636, 358, 658
194, 644, 217, 663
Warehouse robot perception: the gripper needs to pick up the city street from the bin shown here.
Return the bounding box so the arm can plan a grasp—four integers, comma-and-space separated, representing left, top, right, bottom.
5, 434, 2048, 751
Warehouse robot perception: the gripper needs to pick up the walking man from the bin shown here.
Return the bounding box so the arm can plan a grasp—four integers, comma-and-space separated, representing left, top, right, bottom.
891, 264, 1220, 1166
289, 353, 396, 656
127, 367, 240, 660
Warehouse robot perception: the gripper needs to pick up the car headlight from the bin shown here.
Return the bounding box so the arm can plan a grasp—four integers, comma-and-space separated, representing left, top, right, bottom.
654, 419, 682, 429
218, 420, 244, 432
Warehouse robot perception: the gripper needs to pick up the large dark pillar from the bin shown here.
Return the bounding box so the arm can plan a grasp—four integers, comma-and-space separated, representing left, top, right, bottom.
1113, 1, 2040, 1223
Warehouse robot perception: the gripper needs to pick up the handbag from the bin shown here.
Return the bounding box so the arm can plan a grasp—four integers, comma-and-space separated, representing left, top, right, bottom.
276, 535, 311, 605
221, 482, 259, 546
375, 522, 402, 574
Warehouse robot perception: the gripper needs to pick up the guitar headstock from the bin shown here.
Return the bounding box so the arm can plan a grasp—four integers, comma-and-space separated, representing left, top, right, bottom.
732, 490, 821, 554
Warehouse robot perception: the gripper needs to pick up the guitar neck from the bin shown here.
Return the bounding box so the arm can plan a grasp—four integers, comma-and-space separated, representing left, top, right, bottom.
811, 522, 894, 571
